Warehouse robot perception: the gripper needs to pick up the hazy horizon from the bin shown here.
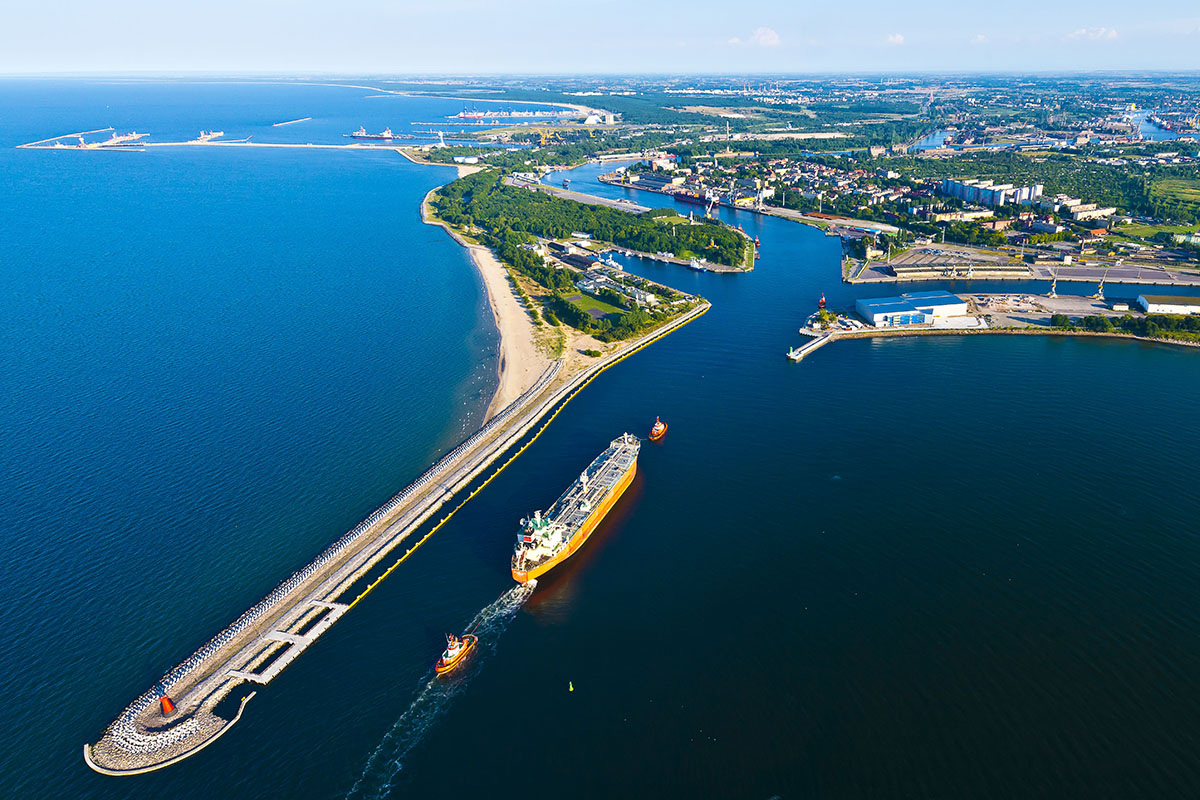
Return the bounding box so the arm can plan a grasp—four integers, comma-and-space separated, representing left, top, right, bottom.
3, 1, 1198, 74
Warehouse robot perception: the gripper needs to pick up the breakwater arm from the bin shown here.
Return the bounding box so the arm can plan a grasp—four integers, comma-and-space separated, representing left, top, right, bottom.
85, 300, 709, 775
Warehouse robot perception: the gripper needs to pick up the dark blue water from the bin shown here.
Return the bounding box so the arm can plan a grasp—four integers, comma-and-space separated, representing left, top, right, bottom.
5, 82, 1200, 800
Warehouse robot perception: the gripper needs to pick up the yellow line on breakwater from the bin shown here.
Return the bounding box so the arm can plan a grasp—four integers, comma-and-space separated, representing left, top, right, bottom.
346, 303, 710, 610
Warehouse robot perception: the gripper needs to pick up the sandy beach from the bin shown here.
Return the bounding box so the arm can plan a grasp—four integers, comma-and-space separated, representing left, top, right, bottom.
465, 244, 552, 418
417, 181, 550, 420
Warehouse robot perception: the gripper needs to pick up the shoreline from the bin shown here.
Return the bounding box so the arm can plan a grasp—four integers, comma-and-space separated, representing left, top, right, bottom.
415, 176, 550, 420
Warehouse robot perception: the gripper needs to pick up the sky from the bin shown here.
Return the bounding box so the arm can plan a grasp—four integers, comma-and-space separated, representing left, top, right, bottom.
2, 0, 1199, 74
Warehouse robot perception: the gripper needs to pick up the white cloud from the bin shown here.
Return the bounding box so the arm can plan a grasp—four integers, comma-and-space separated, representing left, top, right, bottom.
971, 33, 988, 45
729, 27, 781, 47
885, 33, 905, 46
749, 27, 781, 47
1067, 27, 1118, 40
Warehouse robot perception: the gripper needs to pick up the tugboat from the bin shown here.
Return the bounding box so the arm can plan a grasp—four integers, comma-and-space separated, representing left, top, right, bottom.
649, 417, 668, 442
435, 633, 477, 675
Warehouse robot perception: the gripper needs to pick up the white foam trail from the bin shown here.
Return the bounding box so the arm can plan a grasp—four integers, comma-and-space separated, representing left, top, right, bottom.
345, 581, 536, 800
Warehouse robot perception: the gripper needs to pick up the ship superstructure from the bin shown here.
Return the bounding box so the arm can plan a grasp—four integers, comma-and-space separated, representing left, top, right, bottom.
346, 127, 398, 140
512, 434, 640, 582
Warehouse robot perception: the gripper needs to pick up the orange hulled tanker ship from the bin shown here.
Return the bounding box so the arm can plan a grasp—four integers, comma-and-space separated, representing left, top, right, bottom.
511, 433, 640, 583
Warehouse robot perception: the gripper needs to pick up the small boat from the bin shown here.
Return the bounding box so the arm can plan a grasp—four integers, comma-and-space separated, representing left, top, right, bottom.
754, 236, 761, 247
435, 633, 477, 675
649, 417, 667, 441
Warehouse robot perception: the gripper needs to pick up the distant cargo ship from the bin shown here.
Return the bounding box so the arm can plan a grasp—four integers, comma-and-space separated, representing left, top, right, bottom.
346, 126, 398, 140
511, 434, 640, 583
674, 191, 709, 205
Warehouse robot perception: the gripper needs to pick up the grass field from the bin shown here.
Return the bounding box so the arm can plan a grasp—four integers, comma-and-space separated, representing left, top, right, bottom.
1115, 221, 1200, 238
565, 293, 625, 319
1149, 178, 1200, 214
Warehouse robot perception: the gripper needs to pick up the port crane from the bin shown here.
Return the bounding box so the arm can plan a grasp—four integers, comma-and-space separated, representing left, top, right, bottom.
1093, 268, 1110, 300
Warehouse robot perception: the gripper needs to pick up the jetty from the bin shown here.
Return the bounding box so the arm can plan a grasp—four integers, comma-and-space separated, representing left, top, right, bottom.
84, 302, 709, 776
786, 332, 834, 362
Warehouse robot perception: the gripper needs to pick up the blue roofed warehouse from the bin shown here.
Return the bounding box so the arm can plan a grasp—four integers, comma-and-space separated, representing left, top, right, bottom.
855, 290, 968, 327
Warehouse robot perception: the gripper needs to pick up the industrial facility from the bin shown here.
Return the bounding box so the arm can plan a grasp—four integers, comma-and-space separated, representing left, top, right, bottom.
1137, 295, 1200, 315
855, 290, 969, 327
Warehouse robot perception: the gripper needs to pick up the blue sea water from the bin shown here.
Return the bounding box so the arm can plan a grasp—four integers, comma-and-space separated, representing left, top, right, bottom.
4, 80, 1200, 800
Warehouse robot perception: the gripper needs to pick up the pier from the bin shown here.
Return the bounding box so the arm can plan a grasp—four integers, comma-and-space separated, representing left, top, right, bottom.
84, 302, 710, 776
786, 332, 834, 362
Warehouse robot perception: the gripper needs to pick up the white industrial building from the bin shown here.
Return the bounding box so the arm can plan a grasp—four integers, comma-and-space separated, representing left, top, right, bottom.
855, 291, 969, 327
1137, 295, 1200, 315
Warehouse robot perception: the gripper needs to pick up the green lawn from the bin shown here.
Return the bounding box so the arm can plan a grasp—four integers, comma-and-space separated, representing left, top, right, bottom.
1115, 221, 1200, 238
565, 293, 625, 319
1149, 178, 1200, 216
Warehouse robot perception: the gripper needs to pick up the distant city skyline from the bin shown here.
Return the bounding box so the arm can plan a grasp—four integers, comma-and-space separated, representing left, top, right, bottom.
2, 1, 1199, 74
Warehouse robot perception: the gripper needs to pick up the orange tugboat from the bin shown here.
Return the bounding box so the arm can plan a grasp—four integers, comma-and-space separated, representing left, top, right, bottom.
648, 417, 667, 442
512, 434, 640, 583
434, 633, 477, 675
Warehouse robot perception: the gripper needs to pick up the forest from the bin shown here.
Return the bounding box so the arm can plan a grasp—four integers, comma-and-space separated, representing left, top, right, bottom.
433, 171, 747, 266
432, 171, 709, 341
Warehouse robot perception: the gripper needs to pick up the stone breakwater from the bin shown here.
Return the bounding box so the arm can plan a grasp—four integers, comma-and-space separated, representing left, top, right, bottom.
86, 299, 710, 776
85, 362, 560, 775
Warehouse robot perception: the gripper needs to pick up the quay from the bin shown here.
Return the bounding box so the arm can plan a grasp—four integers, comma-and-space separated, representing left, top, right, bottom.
84, 301, 709, 776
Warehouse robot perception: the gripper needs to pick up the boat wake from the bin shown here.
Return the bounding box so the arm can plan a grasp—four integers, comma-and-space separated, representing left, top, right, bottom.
344, 581, 536, 800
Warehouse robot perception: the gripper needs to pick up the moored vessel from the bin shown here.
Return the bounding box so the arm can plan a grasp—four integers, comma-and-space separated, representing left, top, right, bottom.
511, 434, 640, 583
346, 126, 398, 140
435, 633, 477, 675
